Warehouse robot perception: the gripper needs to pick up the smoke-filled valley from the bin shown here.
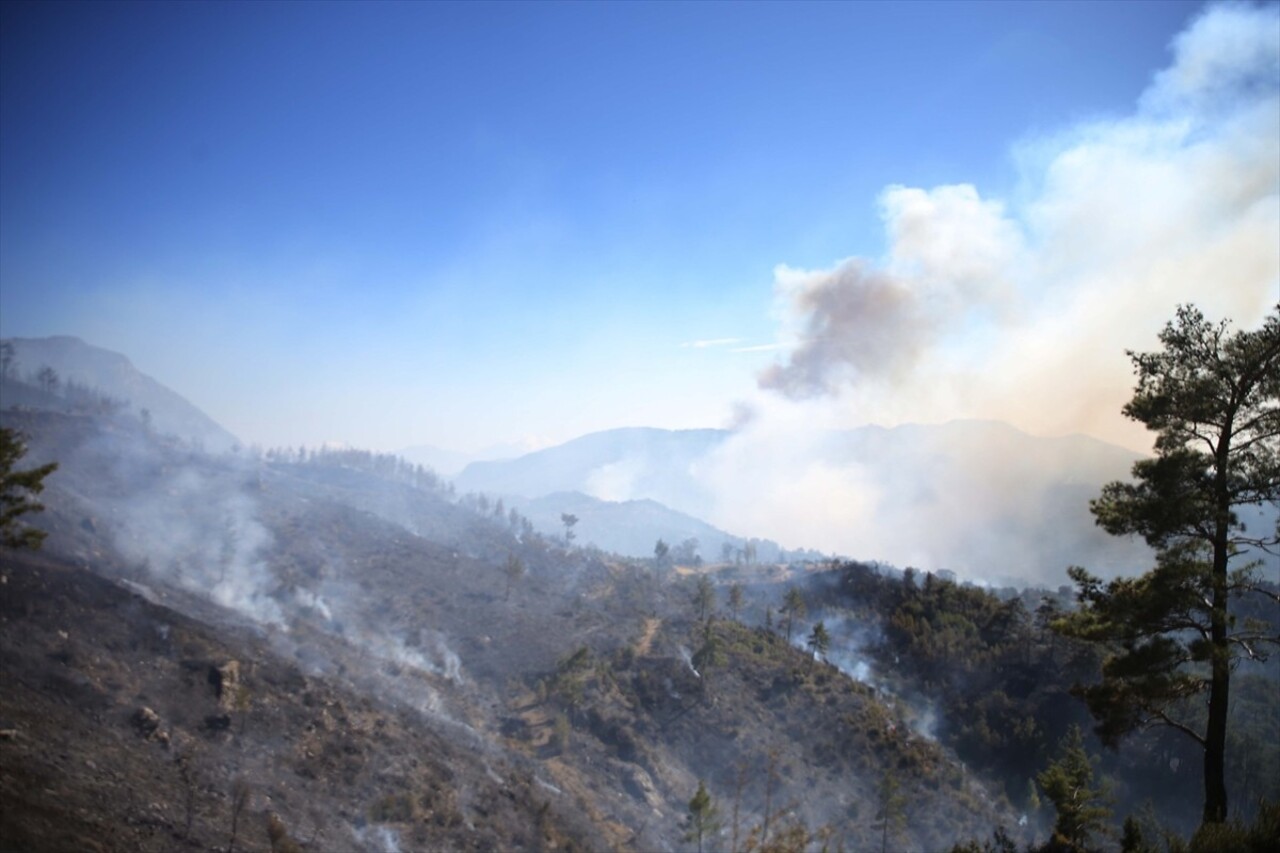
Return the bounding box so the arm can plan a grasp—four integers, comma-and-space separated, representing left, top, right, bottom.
2, 329, 1278, 852
4, 4, 1280, 852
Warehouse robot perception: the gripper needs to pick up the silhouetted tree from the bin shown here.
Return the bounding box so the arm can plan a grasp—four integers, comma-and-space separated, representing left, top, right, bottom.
781, 587, 806, 643
1055, 304, 1280, 824
654, 538, 670, 568
692, 624, 726, 698
0, 341, 15, 381
727, 582, 745, 622
1, 428, 57, 550
693, 575, 715, 622
673, 537, 701, 566
873, 772, 907, 853
806, 620, 830, 663
35, 365, 58, 396
560, 512, 578, 545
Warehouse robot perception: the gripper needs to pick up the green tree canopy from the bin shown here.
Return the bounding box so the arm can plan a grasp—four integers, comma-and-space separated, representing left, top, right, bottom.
683, 780, 721, 853
782, 587, 806, 643
807, 620, 831, 662
727, 582, 745, 621
1036, 724, 1111, 851
1, 428, 57, 550
1056, 304, 1280, 825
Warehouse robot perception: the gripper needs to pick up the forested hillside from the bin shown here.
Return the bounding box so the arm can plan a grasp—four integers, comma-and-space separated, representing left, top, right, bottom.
2, 311, 1277, 853
2, 400, 1025, 852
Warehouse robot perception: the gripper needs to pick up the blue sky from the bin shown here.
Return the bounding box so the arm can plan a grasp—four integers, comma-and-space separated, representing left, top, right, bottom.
2, 1, 1274, 456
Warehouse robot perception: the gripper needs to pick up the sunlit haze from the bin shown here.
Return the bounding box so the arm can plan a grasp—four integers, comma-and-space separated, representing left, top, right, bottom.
5, 1, 1274, 457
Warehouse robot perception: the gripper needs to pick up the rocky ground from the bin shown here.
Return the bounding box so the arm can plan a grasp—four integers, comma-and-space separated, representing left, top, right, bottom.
0, 548, 603, 853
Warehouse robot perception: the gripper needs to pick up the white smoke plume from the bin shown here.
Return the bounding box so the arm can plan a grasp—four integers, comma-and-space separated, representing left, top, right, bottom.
356, 631, 465, 685
708, 4, 1279, 579
678, 645, 701, 679
109, 458, 284, 626
758, 3, 1277, 450
760, 184, 1021, 400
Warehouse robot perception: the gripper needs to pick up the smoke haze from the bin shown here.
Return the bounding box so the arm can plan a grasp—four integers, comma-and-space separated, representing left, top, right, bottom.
758, 3, 1277, 449
703, 4, 1280, 577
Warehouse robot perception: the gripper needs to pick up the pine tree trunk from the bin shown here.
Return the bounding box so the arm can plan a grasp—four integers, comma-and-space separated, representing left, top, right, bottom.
1204, 641, 1229, 823
1203, 446, 1233, 824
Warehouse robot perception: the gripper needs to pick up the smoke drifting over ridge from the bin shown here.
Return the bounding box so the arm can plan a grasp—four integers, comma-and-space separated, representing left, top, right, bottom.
702, 4, 1279, 578
760, 184, 1021, 400
757, 3, 1278, 450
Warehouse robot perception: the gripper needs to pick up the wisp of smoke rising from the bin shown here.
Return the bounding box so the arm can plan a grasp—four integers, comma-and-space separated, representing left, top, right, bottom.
678, 645, 701, 678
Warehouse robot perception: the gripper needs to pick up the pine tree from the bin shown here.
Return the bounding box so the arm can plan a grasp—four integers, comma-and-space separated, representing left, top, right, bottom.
872, 772, 907, 853
692, 623, 726, 699
693, 575, 715, 622
683, 780, 721, 853
806, 620, 830, 663
781, 587, 806, 643
1055, 304, 1280, 824
727, 582, 745, 622
1036, 725, 1111, 851
1, 428, 57, 550
560, 512, 578, 545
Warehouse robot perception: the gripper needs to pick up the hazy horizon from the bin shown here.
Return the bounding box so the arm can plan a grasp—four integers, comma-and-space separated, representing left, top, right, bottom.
2, 2, 1276, 458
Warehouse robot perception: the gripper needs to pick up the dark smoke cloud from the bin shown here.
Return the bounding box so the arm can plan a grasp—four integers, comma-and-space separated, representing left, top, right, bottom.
757, 261, 928, 399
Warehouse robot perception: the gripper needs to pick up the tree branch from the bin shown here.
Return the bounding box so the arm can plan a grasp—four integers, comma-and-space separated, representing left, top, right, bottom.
1146, 708, 1206, 747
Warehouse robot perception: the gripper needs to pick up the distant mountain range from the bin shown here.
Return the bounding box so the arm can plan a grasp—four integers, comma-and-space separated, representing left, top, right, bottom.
457, 427, 726, 516
12, 335, 1264, 585
455, 421, 1168, 584
1, 335, 240, 452
395, 441, 530, 477
511, 490, 749, 562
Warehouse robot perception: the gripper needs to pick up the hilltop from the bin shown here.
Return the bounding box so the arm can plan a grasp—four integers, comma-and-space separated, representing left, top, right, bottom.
1, 336, 240, 453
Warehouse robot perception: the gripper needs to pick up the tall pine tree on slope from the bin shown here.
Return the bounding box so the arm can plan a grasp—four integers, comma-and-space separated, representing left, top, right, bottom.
1057, 304, 1279, 825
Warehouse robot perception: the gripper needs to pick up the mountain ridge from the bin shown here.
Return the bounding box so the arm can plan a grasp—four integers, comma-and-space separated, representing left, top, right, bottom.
454, 419, 1153, 584
1, 335, 240, 453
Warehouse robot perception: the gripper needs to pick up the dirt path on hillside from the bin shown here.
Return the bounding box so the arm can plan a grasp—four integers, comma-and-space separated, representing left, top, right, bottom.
633, 617, 661, 657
